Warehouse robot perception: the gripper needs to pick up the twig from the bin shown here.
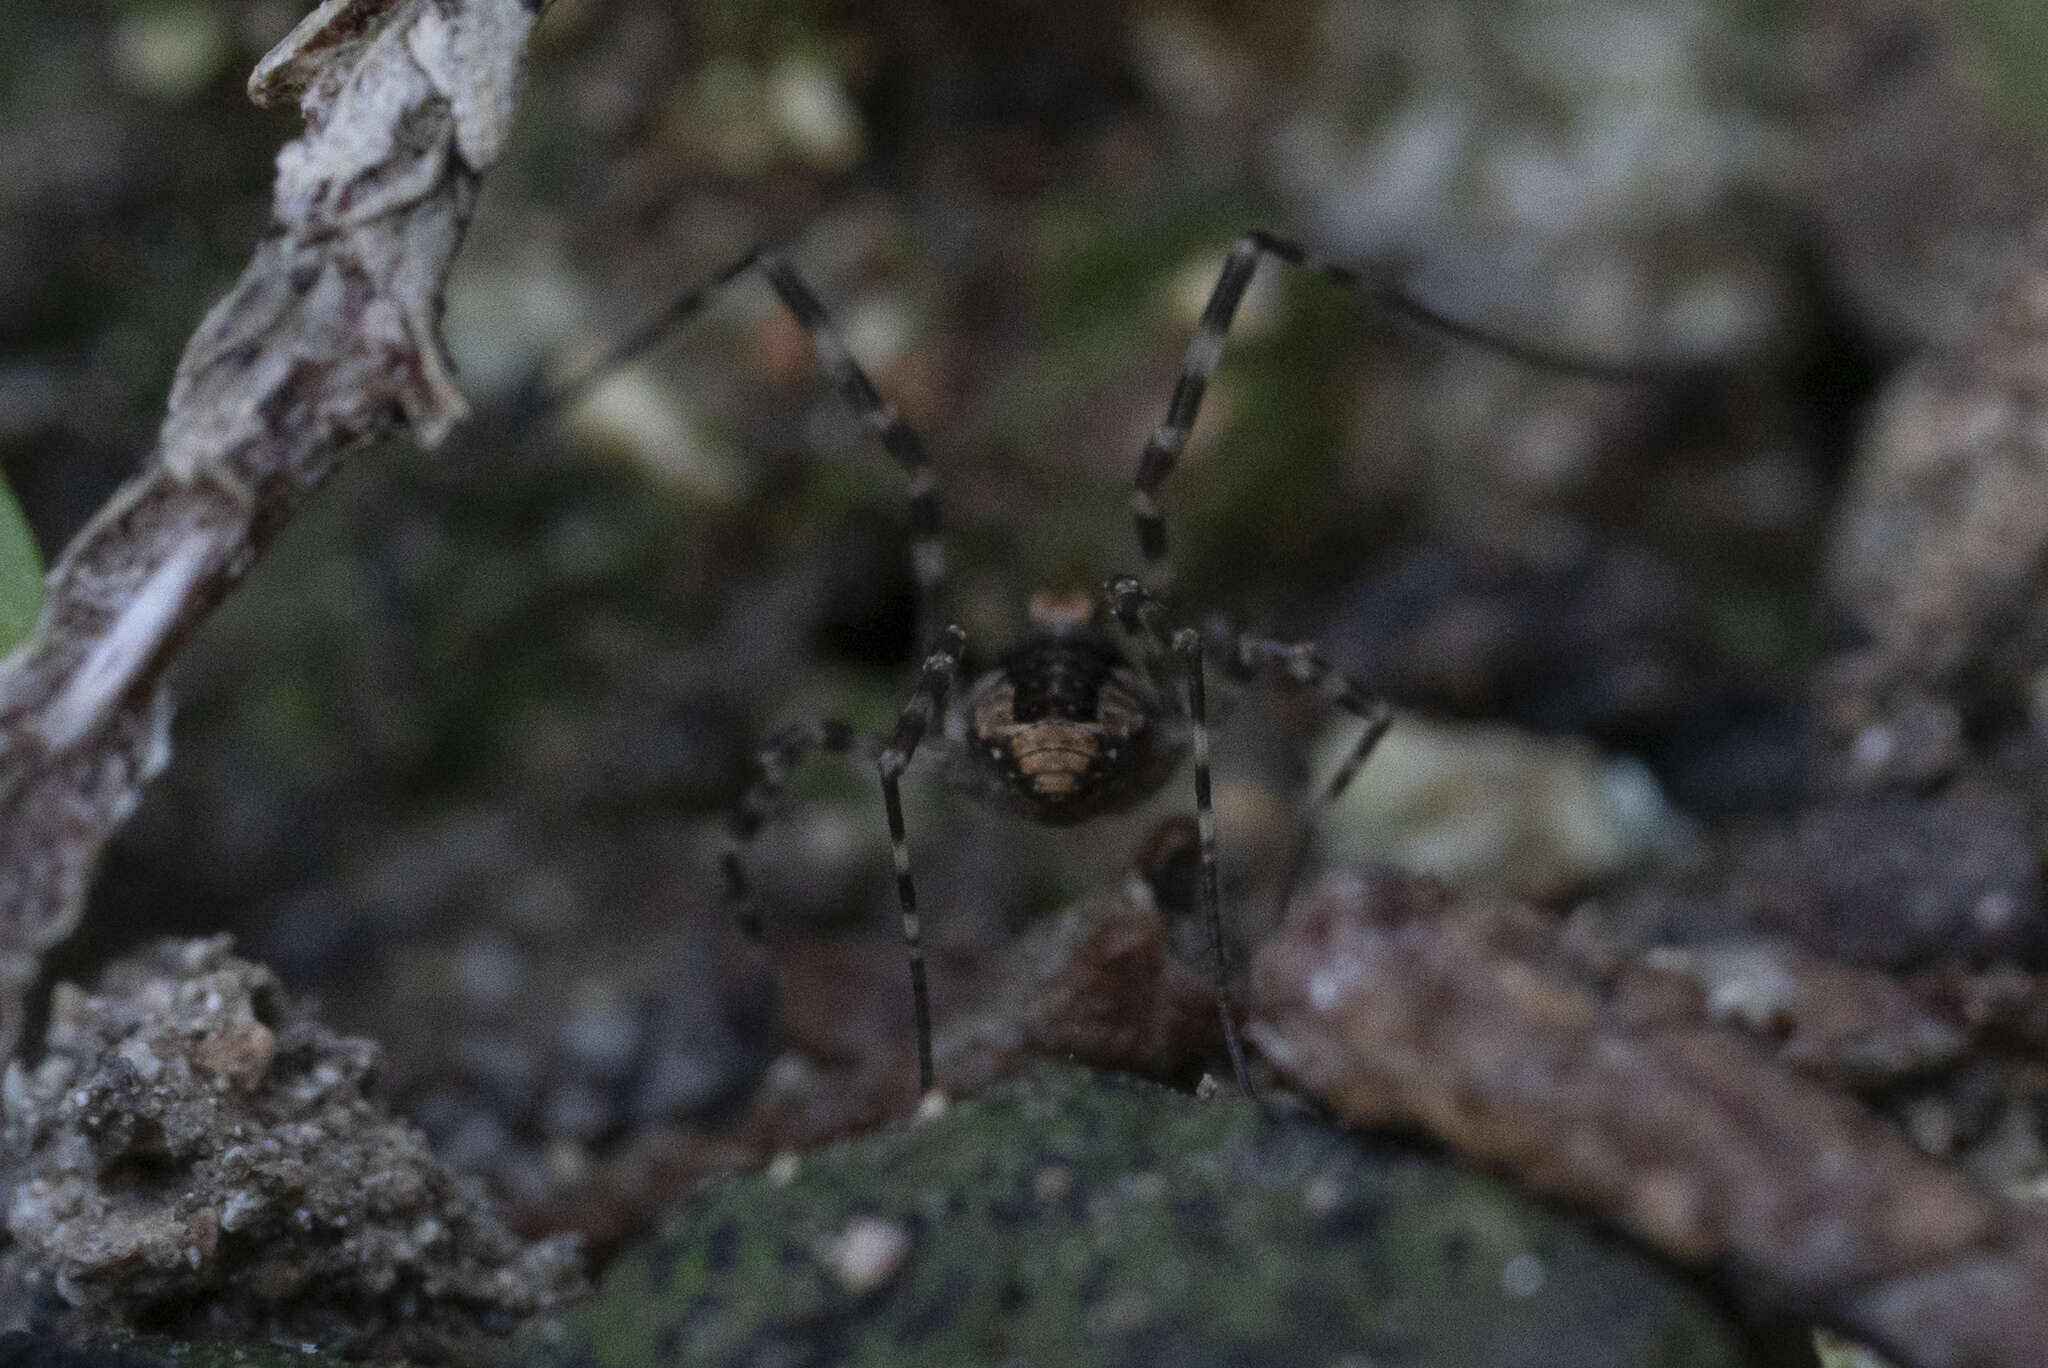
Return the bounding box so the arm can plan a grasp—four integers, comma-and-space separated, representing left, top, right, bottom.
0, 0, 537, 1054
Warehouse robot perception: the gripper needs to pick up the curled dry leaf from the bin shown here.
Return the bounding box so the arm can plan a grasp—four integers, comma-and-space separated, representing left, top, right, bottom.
1250, 870, 2048, 1368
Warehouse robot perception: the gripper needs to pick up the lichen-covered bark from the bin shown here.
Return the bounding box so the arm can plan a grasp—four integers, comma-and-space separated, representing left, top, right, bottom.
0, 0, 536, 1054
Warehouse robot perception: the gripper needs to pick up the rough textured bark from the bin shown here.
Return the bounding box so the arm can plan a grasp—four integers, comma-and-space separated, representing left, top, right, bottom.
0, 0, 536, 1054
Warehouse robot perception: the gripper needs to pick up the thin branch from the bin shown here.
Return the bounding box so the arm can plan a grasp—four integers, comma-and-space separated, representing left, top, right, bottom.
0, 0, 538, 1053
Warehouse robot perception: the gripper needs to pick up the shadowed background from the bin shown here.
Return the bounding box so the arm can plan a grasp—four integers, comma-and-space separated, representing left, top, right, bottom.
5, 0, 2048, 1257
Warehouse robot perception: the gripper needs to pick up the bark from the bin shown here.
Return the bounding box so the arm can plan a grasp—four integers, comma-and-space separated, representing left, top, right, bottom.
0, 0, 537, 1053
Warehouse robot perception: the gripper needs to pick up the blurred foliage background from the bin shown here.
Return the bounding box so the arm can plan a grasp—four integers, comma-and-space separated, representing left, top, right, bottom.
6, 0, 2048, 1247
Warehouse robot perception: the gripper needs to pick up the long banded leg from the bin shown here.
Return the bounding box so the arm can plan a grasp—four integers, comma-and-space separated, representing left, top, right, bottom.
1108, 578, 1395, 820
1132, 229, 1666, 593
877, 625, 966, 1094
754, 253, 949, 654
1172, 627, 1255, 1098
551, 245, 950, 652
722, 718, 861, 942
1130, 233, 1268, 595
1109, 576, 1393, 1090
1220, 629, 1394, 916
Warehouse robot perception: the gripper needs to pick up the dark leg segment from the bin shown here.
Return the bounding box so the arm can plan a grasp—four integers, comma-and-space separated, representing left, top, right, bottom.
754, 254, 949, 654
878, 625, 966, 1093
1219, 630, 1394, 915
1102, 574, 1177, 700
1131, 229, 1666, 594
1110, 576, 1393, 823
722, 718, 860, 942
1173, 626, 1256, 1098
546, 248, 765, 412
551, 245, 950, 652
1219, 631, 1394, 808
1106, 576, 1396, 1093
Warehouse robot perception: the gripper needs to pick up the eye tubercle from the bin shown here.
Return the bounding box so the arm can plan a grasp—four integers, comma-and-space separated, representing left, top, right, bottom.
1027, 588, 1095, 630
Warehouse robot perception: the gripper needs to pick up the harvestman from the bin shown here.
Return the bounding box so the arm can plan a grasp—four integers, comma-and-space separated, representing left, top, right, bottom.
554, 230, 1649, 1097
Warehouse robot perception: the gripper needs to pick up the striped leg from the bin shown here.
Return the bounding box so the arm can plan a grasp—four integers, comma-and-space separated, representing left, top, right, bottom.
1108, 577, 1394, 826
877, 625, 966, 1094
1172, 627, 1255, 1098
551, 245, 950, 653
722, 718, 861, 942
1219, 629, 1394, 916
1131, 229, 1662, 593
1132, 231, 1366, 594
755, 253, 949, 654
1107, 576, 1393, 1094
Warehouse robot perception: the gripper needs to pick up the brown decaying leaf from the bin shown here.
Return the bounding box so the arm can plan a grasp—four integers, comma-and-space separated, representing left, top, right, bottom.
1251, 869, 2048, 1368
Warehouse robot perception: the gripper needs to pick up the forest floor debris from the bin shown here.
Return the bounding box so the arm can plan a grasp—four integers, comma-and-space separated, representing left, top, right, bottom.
1251, 870, 2048, 1368
0, 936, 581, 1361
513, 1064, 1772, 1368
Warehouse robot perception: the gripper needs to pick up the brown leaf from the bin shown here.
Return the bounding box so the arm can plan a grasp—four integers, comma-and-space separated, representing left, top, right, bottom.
1252, 870, 2048, 1368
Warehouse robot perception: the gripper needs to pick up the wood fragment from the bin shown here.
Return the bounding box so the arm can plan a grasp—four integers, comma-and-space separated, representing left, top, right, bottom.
0, 0, 536, 1054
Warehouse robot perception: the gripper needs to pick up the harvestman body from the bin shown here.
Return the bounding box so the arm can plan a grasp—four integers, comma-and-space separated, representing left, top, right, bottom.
555, 230, 1646, 1097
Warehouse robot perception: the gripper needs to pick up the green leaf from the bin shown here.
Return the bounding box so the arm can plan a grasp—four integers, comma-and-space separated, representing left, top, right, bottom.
0, 469, 44, 653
